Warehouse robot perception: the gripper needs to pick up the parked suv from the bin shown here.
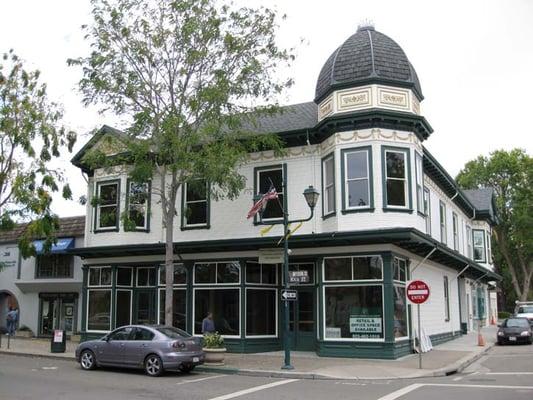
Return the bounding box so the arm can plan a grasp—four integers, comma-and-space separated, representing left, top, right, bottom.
514, 301, 533, 325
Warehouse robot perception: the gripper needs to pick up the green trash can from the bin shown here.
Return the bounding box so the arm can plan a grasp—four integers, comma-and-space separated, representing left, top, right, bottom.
51, 330, 66, 353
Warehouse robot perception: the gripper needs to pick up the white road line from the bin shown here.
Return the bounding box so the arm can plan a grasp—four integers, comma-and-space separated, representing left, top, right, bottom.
377, 382, 533, 400
376, 383, 425, 400
207, 379, 298, 400
486, 372, 533, 375
453, 377, 463, 381
176, 375, 225, 385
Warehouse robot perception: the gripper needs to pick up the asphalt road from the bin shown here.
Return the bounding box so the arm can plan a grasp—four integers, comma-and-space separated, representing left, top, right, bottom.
1, 343, 532, 400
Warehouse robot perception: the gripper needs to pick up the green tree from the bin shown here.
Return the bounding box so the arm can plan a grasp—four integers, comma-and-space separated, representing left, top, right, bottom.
70, 0, 294, 326
456, 149, 532, 302
0, 50, 76, 263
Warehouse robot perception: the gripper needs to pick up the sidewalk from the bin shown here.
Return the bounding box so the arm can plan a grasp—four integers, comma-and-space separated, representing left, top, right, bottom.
0, 325, 497, 380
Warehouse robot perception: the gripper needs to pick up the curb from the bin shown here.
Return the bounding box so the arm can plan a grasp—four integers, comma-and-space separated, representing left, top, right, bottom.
1, 344, 495, 381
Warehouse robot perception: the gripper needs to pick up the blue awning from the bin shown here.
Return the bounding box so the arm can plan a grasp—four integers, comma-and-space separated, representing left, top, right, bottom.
33, 238, 75, 254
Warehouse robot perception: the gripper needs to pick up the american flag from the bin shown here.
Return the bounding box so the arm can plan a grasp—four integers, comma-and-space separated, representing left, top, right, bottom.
247, 187, 278, 219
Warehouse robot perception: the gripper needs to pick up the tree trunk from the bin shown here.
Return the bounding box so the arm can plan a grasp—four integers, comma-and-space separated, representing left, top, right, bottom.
164, 209, 175, 327
494, 228, 523, 300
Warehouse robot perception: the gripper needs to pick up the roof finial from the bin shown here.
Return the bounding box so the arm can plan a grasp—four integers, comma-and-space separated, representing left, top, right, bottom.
357, 19, 375, 32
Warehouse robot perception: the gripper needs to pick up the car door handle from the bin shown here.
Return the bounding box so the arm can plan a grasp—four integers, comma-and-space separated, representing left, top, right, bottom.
141, 344, 147, 347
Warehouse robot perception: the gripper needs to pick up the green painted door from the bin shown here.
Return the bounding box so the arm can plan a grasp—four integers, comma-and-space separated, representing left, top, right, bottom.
133, 289, 156, 325
289, 288, 315, 351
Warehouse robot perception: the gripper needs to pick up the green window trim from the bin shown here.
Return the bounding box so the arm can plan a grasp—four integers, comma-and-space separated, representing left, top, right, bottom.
125, 179, 151, 233
466, 225, 473, 259
472, 229, 486, 263
452, 212, 459, 251
252, 164, 286, 225
180, 180, 211, 230
341, 146, 374, 213
381, 146, 413, 212
93, 179, 121, 233
321, 152, 336, 218
439, 200, 447, 245
424, 187, 431, 235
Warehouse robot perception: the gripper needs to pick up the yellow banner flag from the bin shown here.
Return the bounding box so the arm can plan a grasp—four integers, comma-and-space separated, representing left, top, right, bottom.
260, 224, 275, 237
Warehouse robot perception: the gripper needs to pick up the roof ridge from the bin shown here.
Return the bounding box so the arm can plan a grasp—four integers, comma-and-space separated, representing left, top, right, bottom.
367, 29, 377, 77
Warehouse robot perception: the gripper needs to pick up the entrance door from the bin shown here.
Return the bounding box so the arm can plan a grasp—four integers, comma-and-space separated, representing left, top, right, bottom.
289, 288, 315, 351
134, 290, 156, 325
40, 298, 59, 336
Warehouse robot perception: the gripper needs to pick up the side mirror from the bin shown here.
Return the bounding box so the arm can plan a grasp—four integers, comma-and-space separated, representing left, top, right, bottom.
102, 336, 110, 342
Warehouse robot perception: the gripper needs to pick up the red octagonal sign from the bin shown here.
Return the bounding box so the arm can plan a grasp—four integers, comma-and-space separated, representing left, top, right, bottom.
406, 280, 430, 304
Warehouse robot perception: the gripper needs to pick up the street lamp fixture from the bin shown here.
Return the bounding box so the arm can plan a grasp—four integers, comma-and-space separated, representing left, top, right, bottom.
255, 184, 319, 370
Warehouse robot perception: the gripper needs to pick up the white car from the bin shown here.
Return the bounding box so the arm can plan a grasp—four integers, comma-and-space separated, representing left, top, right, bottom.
514, 301, 533, 325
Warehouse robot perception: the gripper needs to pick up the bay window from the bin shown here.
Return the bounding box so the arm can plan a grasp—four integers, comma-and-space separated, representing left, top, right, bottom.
342, 147, 372, 211
322, 154, 336, 216
182, 180, 209, 228
383, 147, 410, 209
126, 180, 150, 231
415, 153, 423, 214
95, 180, 120, 231
473, 230, 486, 262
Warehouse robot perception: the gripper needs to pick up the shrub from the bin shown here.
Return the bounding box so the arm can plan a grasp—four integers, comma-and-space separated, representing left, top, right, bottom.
498, 311, 511, 320
203, 332, 224, 349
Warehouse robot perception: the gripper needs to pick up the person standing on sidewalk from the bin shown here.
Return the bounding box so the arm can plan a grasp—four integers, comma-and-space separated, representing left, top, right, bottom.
6, 307, 18, 336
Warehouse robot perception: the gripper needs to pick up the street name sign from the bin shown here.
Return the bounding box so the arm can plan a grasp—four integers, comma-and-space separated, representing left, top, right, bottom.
289, 270, 309, 284
281, 289, 298, 301
407, 280, 430, 304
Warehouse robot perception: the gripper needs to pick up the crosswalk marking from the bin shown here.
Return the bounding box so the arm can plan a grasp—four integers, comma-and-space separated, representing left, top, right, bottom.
207, 379, 298, 400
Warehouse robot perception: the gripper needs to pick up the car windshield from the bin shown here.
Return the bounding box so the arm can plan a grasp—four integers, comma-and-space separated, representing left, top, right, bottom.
517, 306, 533, 314
505, 318, 530, 328
155, 326, 192, 339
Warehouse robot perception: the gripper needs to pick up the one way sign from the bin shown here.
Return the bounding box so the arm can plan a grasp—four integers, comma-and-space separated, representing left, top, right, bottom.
281, 289, 298, 301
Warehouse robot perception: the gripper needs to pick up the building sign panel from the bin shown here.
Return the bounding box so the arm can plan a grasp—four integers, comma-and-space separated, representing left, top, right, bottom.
258, 248, 284, 264
289, 270, 309, 284
349, 315, 383, 338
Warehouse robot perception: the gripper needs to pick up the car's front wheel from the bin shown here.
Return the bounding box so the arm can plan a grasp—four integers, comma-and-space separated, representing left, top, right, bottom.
145, 354, 164, 377
80, 350, 97, 370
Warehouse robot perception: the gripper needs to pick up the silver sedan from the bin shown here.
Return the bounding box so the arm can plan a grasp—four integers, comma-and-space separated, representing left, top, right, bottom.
75, 325, 205, 377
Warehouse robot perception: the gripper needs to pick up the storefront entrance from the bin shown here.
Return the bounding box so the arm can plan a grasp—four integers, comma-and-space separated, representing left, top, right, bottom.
288, 287, 315, 351
39, 293, 77, 336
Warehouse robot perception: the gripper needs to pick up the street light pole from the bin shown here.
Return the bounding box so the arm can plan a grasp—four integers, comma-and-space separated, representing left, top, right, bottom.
255, 183, 319, 370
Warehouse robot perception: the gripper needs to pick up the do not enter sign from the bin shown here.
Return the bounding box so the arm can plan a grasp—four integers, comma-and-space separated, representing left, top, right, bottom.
407, 280, 430, 304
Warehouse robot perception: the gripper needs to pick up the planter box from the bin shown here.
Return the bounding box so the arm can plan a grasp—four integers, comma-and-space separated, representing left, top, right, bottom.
15, 331, 33, 338
203, 347, 226, 366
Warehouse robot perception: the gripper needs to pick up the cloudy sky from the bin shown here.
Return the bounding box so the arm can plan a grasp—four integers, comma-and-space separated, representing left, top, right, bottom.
1, 0, 532, 217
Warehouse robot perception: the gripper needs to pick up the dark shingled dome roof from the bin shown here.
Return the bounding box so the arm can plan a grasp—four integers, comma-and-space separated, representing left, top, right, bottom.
315, 26, 423, 103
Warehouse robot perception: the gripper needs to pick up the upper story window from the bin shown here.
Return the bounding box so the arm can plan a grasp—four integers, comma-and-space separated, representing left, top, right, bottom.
126, 181, 150, 231
424, 188, 431, 234
246, 262, 277, 285
415, 153, 423, 214
473, 229, 486, 262
255, 166, 284, 220
342, 147, 372, 211
383, 147, 410, 210
452, 212, 459, 251
322, 154, 336, 216
95, 180, 120, 231
466, 225, 473, 258
444, 276, 450, 321
486, 231, 492, 264
36, 255, 73, 279
88, 266, 112, 287
182, 180, 209, 229
439, 201, 447, 244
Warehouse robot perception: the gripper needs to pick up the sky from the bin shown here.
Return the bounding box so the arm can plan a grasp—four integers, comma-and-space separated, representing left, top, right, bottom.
1, 0, 532, 217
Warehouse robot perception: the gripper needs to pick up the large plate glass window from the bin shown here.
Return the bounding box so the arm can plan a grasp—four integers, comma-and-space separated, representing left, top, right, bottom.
115, 290, 132, 327
256, 166, 284, 220
182, 180, 209, 228
415, 153, 423, 213
342, 148, 371, 210
95, 180, 120, 230
323, 256, 382, 282
322, 154, 335, 216
126, 181, 150, 230
246, 288, 277, 337
452, 213, 459, 251
383, 148, 410, 209
393, 286, 408, 338
36, 255, 72, 278
158, 289, 187, 330
87, 290, 111, 331
194, 289, 239, 336
439, 201, 447, 244
473, 230, 486, 262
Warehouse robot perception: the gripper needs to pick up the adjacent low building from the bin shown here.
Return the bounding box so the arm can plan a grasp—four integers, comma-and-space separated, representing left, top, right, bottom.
70, 25, 500, 358
0, 217, 85, 337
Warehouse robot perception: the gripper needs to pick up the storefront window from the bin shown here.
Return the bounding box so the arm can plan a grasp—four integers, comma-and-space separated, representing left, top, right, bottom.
324, 285, 383, 339
115, 290, 132, 327
87, 290, 111, 331
159, 264, 187, 285
194, 289, 239, 336
246, 262, 277, 285
116, 267, 133, 286
137, 267, 156, 287
246, 289, 276, 336
393, 258, 407, 282
194, 262, 240, 284
324, 256, 382, 281
393, 286, 408, 338
158, 289, 186, 330
88, 266, 112, 286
